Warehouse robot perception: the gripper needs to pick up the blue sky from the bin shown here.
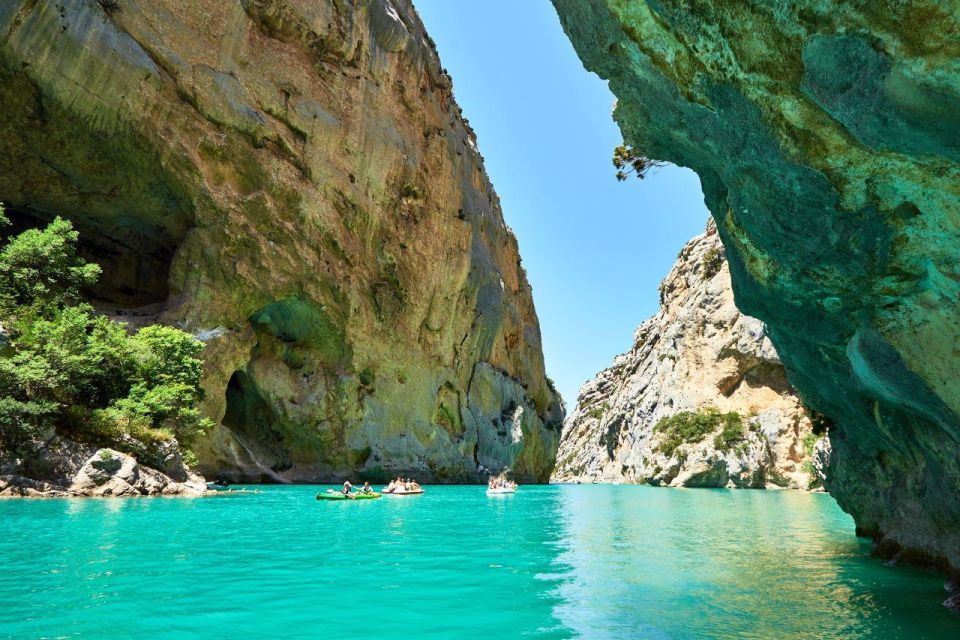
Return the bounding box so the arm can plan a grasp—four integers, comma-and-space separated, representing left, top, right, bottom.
415, 1, 711, 408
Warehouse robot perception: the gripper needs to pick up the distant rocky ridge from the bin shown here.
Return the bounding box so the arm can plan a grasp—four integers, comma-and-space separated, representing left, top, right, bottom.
0, 0, 562, 484
553, 223, 820, 488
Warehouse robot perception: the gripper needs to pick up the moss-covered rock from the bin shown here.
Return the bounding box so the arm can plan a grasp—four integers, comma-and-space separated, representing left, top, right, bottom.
552, 0, 960, 569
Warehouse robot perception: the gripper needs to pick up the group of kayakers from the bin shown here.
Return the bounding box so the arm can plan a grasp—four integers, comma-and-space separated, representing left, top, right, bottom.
383, 477, 422, 494
324, 474, 519, 500
340, 480, 376, 495
487, 474, 517, 491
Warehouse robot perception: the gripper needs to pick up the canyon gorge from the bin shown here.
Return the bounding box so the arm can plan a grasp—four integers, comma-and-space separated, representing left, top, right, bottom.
552, 0, 960, 575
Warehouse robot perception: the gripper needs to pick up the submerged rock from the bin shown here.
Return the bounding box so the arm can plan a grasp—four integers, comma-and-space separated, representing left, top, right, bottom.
553, 223, 818, 488
552, 0, 960, 569
0, 0, 561, 483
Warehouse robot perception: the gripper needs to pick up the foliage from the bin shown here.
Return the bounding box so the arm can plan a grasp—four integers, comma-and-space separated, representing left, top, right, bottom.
713, 414, 747, 452
702, 247, 724, 279
0, 216, 209, 466
586, 402, 609, 421
612, 144, 666, 181
801, 431, 819, 456
801, 432, 822, 489
129, 325, 205, 391
0, 216, 101, 317
0, 397, 56, 452
653, 408, 743, 458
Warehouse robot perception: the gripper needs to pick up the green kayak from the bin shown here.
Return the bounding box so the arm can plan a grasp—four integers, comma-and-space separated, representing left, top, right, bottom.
316, 492, 381, 501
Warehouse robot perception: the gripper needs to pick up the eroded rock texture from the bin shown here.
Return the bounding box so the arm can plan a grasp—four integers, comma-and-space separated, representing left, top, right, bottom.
1, 437, 206, 498
552, 0, 960, 568
553, 223, 816, 488
0, 0, 562, 483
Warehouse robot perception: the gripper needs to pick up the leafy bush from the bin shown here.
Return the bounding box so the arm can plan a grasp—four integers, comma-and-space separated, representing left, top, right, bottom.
612, 144, 666, 181
0, 216, 100, 317
713, 415, 747, 452
801, 431, 819, 456
0, 212, 210, 466
653, 408, 743, 457
586, 402, 609, 421
702, 247, 724, 279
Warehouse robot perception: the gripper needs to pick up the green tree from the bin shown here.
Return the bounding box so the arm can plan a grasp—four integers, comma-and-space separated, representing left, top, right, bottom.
0, 215, 210, 467
0, 216, 100, 317
0, 305, 134, 410
130, 325, 205, 390
612, 144, 666, 181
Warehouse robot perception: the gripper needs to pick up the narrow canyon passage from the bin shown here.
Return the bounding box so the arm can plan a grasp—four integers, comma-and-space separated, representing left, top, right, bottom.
0, 0, 958, 635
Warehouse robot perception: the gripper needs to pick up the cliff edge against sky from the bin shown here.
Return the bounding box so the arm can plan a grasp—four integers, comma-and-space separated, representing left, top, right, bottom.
552, 0, 960, 571
0, 0, 563, 484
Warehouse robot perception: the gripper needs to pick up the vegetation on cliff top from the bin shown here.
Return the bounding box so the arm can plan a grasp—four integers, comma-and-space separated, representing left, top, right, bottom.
0, 206, 211, 468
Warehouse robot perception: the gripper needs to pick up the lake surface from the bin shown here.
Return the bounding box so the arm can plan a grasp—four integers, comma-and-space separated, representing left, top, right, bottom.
1, 485, 956, 639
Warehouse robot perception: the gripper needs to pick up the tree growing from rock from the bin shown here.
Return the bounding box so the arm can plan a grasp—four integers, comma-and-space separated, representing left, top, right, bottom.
612, 144, 666, 181
0, 206, 211, 468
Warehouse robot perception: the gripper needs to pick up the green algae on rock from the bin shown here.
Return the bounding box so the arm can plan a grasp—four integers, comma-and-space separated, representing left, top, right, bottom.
551, 0, 960, 571
0, 0, 562, 483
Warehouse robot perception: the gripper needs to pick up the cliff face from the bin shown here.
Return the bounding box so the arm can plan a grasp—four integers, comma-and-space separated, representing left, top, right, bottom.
0, 0, 562, 483
552, 0, 960, 568
553, 223, 816, 488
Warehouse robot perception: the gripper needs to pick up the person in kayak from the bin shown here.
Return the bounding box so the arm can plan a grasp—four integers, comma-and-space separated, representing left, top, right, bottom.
361, 482, 373, 495
341, 481, 353, 495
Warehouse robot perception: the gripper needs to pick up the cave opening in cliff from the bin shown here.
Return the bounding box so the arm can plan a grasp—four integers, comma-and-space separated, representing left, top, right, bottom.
1, 205, 176, 326
222, 369, 297, 482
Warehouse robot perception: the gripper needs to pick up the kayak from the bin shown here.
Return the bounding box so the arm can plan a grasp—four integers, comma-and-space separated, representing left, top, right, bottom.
384, 489, 424, 495
316, 492, 381, 501
486, 487, 517, 495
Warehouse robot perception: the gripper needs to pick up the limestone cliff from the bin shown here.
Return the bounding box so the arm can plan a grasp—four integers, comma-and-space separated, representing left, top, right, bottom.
553, 223, 816, 488
0, 0, 563, 483
552, 0, 960, 570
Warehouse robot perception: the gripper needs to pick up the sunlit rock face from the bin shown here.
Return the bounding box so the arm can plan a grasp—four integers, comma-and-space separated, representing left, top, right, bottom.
553, 223, 816, 489
0, 0, 562, 482
552, 0, 960, 569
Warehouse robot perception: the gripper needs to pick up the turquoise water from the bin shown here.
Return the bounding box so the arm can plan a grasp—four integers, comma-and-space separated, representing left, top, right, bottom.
1, 485, 956, 639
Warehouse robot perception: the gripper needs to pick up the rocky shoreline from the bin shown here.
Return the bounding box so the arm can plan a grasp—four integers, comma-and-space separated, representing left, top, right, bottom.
1, 437, 206, 498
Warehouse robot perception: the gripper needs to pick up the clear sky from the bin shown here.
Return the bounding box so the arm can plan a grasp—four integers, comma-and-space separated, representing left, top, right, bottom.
414, 1, 711, 409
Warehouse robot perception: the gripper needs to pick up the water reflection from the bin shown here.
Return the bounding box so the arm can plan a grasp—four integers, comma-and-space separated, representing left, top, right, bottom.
549, 486, 957, 639
1, 486, 956, 639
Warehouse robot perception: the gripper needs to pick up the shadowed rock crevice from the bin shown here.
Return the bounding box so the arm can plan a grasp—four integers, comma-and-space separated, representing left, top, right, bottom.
0, 62, 195, 319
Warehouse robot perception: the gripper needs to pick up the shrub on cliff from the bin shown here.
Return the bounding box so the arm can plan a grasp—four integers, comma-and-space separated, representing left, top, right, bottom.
0, 209, 211, 464
613, 144, 666, 181
653, 408, 743, 457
